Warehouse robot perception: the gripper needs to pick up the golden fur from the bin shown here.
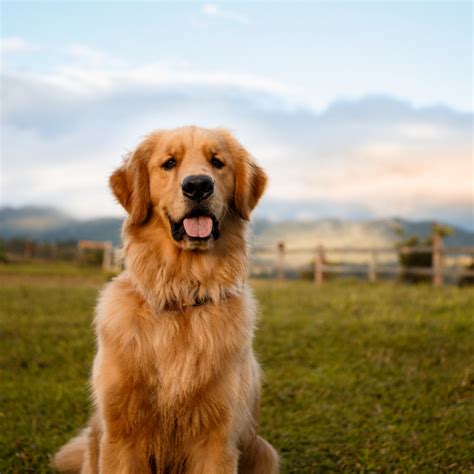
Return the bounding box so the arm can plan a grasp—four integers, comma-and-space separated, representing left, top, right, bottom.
53, 126, 279, 473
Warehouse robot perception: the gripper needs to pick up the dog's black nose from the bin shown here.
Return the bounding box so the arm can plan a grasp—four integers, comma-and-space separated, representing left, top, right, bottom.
182, 175, 214, 201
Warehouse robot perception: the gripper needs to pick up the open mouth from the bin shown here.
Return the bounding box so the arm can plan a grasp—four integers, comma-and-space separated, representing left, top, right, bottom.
169, 209, 220, 242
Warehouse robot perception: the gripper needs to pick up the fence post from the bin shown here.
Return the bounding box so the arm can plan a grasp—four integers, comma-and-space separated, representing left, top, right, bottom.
368, 249, 377, 282
51, 242, 58, 260
314, 244, 325, 285
112, 247, 123, 272
77, 241, 84, 262
102, 242, 113, 271
276, 241, 285, 280
432, 229, 444, 287
23, 240, 33, 260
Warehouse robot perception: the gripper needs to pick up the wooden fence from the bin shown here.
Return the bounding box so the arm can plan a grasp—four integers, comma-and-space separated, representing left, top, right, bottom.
252, 231, 474, 287
77, 240, 122, 271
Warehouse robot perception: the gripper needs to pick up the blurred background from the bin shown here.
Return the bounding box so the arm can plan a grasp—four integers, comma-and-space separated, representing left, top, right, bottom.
1, 2, 472, 233
1, 2, 473, 473
1, 1, 472, 280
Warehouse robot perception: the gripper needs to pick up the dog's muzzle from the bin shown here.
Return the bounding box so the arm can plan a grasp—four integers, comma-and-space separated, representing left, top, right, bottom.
169, 209, 220, 242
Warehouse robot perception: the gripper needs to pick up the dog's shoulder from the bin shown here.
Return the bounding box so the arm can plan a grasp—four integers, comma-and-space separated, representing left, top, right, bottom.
94, 273, 148, 340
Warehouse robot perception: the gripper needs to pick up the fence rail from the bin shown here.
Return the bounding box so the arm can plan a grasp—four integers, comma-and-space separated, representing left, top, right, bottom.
251, 230, 474, 287
3, 232, 474, 287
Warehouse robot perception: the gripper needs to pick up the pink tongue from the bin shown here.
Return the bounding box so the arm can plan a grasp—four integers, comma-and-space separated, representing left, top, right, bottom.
183, 216, 213, 238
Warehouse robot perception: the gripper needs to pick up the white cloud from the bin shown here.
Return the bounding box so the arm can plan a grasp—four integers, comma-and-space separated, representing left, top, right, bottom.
1, 52, 472, 228
201, 3, 250, 25
7, 60, 300, 104
0, 37, 40, 54
358, 142, 403, 158
67, 45, 123, 67
202, 4, 218, 16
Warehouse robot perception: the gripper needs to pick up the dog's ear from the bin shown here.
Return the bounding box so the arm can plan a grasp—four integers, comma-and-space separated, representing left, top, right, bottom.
221, 130, 267, 221
109, 138, 154, 226
235, 157, 267, 221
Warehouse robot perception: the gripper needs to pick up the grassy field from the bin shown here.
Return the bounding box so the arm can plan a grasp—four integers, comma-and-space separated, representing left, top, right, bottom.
1, 263, 473, 473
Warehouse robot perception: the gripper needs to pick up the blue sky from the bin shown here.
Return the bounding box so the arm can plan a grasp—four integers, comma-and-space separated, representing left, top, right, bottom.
1, 1, 473, 228
3, 2, 472, 110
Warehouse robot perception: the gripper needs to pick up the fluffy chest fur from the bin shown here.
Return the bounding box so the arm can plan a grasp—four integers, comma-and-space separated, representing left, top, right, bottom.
94, 276, 256, 407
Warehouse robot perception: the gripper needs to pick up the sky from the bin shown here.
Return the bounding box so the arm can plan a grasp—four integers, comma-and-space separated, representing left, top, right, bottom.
1, 1, 473, 229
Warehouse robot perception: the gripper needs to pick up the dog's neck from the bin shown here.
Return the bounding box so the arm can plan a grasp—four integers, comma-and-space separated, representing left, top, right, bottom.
121, 215, 249, 313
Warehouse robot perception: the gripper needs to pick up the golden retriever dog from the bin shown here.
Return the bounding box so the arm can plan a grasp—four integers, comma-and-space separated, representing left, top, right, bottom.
53, 126, 279, 473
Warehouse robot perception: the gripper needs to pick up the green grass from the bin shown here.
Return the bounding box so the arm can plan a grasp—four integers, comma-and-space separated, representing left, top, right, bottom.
0, 262, 105, 277
1, 265, 473, 473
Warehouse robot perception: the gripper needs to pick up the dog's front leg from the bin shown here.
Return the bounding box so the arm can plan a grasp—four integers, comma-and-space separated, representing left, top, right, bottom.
187, 434, 238, 474
99, 435, 149, 474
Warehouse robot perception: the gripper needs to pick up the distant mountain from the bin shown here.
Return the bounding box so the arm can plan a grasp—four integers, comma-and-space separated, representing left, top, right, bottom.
1, 206, 473, 250
250, 217, 474, 249
0, 206, 123, 245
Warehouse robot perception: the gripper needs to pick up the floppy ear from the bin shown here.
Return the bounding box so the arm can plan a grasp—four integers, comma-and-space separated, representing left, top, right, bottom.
224, 131, 268, 221
109, 139, 153, 225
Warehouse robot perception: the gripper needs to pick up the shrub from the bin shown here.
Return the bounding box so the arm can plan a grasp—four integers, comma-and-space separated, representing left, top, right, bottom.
397, 235, 432, 284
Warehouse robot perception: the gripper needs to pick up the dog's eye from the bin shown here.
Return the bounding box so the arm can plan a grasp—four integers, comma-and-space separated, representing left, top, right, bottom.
162, 157, 177, 170
210, 155, 225, 169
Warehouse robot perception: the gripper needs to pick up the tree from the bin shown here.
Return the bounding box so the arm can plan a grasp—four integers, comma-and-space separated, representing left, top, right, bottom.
397, 223, 453, 284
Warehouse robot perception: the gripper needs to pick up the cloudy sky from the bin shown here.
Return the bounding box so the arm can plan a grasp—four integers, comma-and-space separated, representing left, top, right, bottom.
1, 1, 472, 228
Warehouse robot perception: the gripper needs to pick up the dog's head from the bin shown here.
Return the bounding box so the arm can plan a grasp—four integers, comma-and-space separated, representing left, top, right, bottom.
110, 126, 267, 250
